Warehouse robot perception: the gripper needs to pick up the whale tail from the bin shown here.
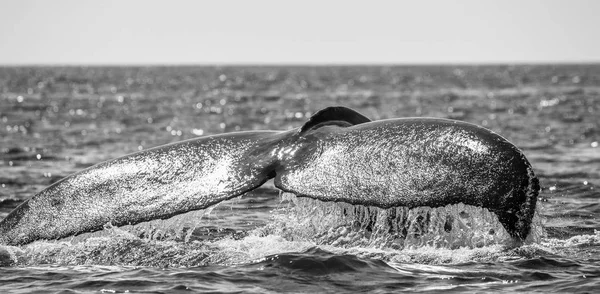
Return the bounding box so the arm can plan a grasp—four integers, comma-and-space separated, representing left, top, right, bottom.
0, 106, 539, 245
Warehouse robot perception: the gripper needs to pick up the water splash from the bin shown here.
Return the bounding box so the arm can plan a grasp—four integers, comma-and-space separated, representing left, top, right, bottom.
62, 204, 221, 244
260, 192, 543, 250
0, 191, 550, 267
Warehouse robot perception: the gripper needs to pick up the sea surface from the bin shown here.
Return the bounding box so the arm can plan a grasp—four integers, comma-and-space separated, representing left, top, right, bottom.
0, 65, 599, 293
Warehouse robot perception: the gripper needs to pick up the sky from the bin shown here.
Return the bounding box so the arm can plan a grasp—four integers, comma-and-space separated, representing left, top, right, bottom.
0, 0, 598, 65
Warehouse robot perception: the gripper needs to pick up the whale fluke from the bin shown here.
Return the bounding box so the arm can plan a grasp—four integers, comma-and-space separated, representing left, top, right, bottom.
0, 131, 284, 245
0, 106, 539, 245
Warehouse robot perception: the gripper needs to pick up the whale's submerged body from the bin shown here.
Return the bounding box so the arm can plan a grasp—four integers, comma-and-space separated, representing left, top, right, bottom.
0, 107, 539, 245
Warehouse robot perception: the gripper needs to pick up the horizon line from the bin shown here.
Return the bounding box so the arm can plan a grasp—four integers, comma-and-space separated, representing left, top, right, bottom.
1, 61, 600, 67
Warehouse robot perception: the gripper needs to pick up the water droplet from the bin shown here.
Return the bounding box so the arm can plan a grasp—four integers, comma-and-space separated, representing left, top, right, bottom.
592, 141, 598, 148
36, 154, 41, 160
16, 96, 24, 103
219, 74, 227, 82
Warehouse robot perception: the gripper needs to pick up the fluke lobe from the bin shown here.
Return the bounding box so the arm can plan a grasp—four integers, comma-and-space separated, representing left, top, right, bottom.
0, 106, 539, 245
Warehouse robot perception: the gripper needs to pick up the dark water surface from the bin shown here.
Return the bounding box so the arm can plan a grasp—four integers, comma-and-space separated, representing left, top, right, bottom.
0, 65, 599, 293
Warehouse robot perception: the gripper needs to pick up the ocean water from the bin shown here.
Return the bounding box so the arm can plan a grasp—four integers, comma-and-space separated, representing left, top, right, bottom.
0, 65, 599, 293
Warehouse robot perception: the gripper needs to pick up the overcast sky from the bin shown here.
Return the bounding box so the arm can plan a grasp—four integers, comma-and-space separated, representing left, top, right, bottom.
0, 0, 598, 65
